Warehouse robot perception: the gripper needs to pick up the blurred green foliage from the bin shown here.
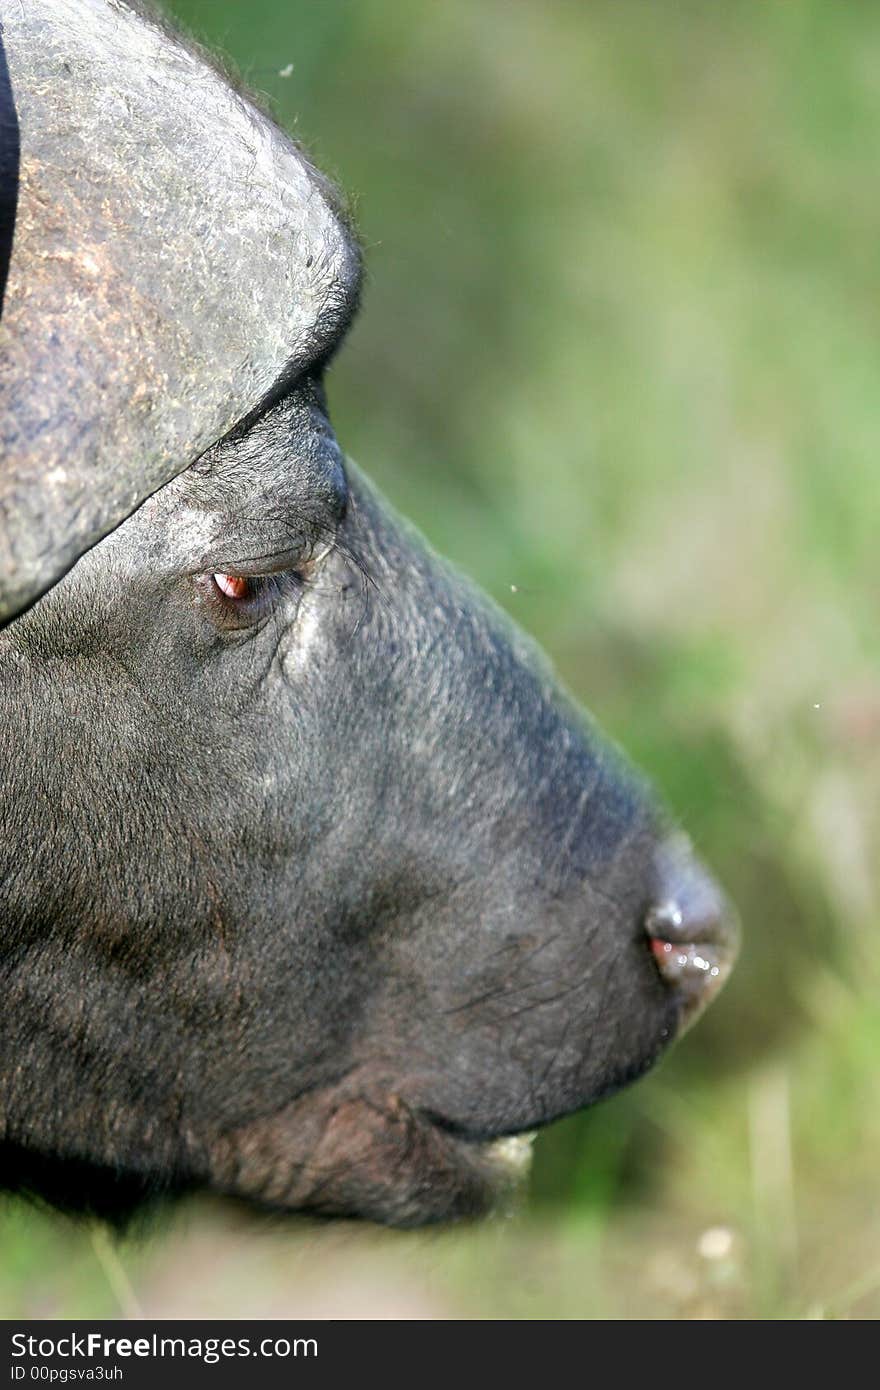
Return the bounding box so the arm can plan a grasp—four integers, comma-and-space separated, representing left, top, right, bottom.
2, 0, 878, 1318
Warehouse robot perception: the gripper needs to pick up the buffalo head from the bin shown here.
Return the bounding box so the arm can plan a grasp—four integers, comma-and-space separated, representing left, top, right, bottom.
0, 0, 738, 1226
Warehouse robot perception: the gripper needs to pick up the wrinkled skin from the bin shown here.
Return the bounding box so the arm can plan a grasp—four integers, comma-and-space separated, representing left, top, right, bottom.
0, 1, 736, 1227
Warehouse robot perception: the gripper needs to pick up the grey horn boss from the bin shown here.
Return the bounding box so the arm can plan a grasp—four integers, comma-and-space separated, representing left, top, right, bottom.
0, 0, 738, 1227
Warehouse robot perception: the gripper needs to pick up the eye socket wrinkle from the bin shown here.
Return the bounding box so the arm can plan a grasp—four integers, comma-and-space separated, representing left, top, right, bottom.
213, 512, 342, 577
227, 500, 380, 608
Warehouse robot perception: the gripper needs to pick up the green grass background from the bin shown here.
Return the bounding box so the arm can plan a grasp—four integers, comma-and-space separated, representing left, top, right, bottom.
2, 0, 878, 1318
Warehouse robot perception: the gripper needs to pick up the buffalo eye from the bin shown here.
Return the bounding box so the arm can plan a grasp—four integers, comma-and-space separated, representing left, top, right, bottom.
213, 572, 253, 601
196, 569, 303, 630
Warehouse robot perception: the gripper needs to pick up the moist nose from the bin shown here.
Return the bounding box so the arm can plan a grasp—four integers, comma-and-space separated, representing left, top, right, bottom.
644, 833, 740, 1030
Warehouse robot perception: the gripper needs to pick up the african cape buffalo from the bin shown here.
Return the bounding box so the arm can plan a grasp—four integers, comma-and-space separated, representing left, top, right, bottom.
0, 0, 737, 1226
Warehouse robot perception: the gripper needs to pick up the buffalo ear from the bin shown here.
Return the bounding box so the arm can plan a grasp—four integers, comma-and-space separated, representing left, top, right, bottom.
0, 0, 356, 623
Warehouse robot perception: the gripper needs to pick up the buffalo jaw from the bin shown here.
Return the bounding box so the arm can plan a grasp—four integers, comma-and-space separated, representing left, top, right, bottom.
207, 1083, 536, 1227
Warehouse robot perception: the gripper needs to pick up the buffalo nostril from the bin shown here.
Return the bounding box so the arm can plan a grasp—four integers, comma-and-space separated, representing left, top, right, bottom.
645, 833, 740, 1031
